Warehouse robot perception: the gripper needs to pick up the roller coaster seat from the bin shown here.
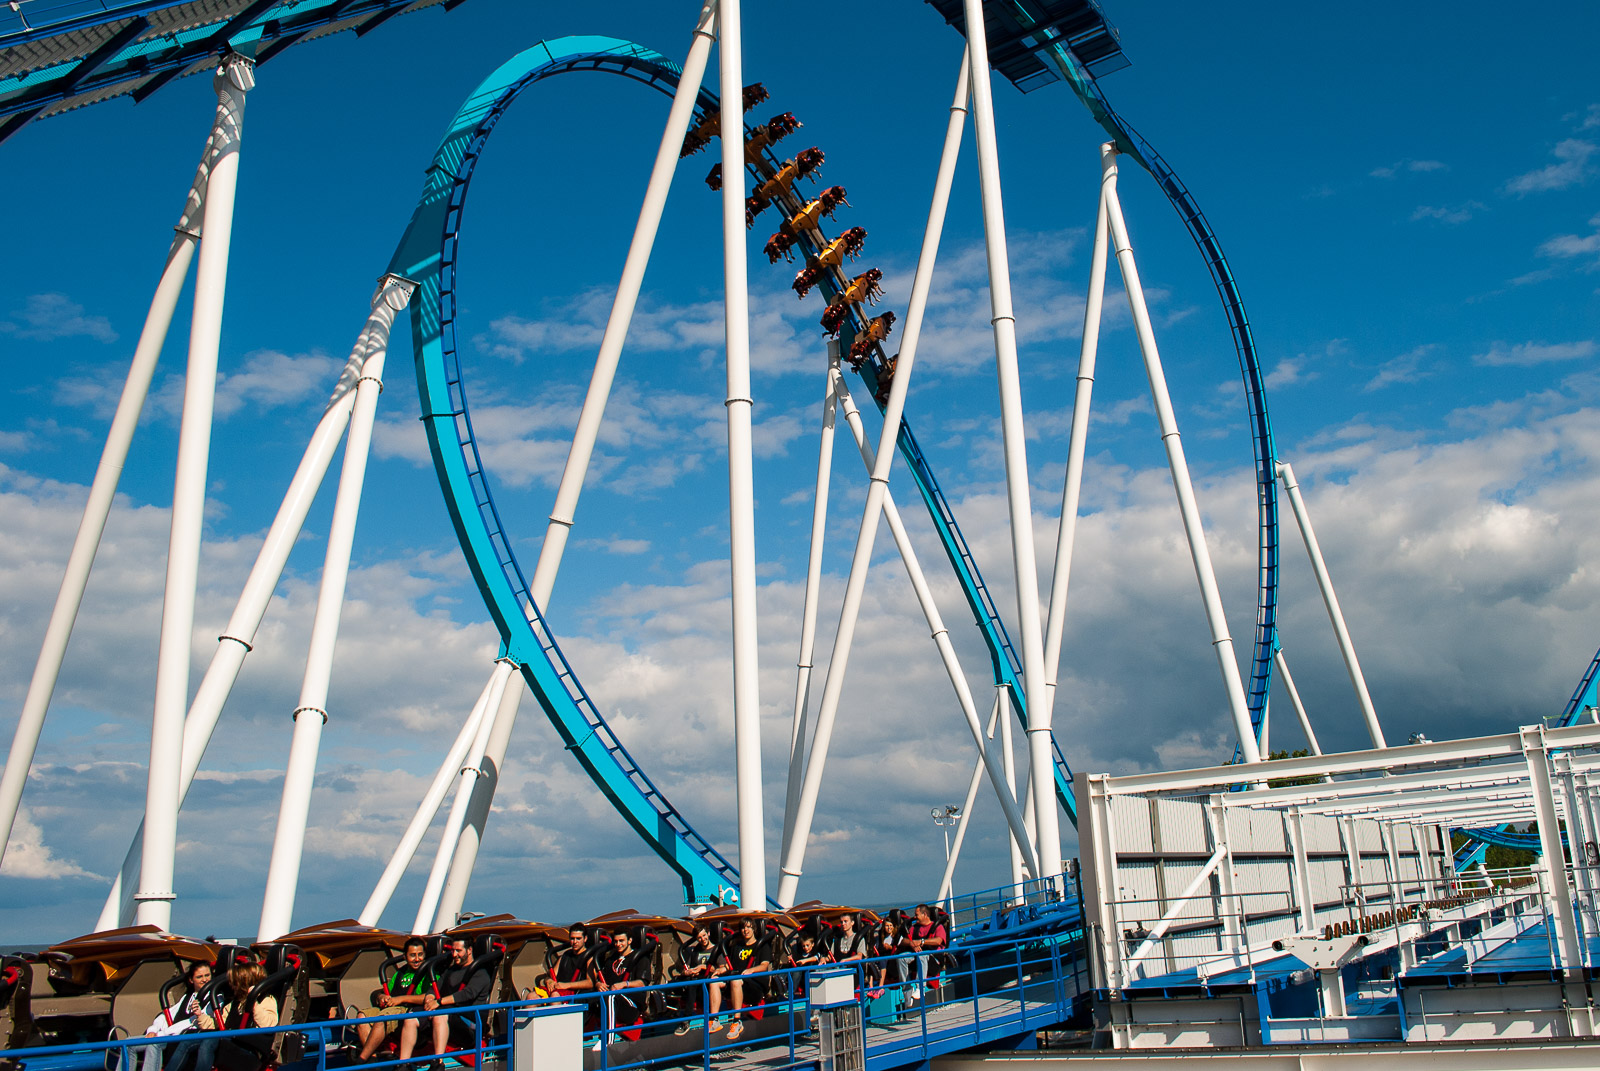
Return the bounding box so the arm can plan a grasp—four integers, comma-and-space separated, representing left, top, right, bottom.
249, 944, 308, 1064
107, 956, 191, 1051
1, 956, 32, 1053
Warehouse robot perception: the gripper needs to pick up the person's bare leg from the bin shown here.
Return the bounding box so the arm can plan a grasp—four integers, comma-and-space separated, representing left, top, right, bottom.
430, 1016, 448, 1055
708, 982, 723, 1018
397, 1019, 418, 1060
357, 1020, 389, 1060
730, 980, 744, 1015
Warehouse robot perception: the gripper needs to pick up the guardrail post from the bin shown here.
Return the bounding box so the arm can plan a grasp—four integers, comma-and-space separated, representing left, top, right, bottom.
515, 1003, 584, 1071
1522, 726, 1582, 973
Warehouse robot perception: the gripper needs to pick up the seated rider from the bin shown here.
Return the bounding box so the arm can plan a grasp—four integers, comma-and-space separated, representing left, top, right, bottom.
168, 959, 279, 1071
354, 937, 432, 1061
830, 914, 867, 965
669, 924, 720, 1035
592, 930, 650, 1044
541, 924, 597, 1000
416, 937, 492, 1057
708, 920, 770, 1042
899, 904, 947, 1002
867, 918, 903, 995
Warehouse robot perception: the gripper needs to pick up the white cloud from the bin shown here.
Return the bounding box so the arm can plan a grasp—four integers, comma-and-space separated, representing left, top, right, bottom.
1265, 357, 1314, 390
1, 808, 95, 880
577, 537, 651, 555
56, 349, 345, 422
1371, 159, 1447, 178
1538, 211, 1600, 268
1411, 202, 1485, 225
1505, 139, 1596, 195
1472, 340, 1596, 367
0, 293, 117, 344
1365, 344, 1437, 392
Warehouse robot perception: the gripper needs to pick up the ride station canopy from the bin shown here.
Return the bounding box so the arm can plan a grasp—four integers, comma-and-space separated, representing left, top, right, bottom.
922, 0, 1129, 93
0, 0, 473, 144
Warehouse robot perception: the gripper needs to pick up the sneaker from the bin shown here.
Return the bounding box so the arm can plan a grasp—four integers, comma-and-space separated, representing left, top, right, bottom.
673, 1022, 692, 1036
726, 1021, 743, 1041
707, 1019, 723, 1033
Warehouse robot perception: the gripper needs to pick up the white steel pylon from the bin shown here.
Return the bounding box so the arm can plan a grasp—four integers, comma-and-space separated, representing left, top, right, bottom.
258, 274, 414, 940
0, 84, 219, 881
138, 54, 255, 930
961, 0, 1066, 883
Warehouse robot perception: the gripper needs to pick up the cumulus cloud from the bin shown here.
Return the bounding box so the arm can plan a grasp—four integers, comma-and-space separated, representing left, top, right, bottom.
56, 350, 346, 422
7, 367, 1600, 941
1, 807, 95, 880
1, 293, 117, 344
1505, 139, 1596, 195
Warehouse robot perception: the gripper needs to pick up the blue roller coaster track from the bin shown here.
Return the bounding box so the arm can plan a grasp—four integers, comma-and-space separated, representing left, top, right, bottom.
388, 35, 1083, 907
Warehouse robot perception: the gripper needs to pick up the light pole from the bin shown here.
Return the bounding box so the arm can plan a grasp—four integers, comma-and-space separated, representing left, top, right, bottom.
932, 804, 962, 910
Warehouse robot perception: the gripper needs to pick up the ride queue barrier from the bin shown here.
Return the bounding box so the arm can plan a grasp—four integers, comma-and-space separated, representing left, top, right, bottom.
0, 931, 1088, 1071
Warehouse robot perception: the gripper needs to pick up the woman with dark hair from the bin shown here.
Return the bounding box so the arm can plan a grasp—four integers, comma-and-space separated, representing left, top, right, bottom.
866, 918, 903, 997
167, 960, 279, 1071
127, 961, 213, 1071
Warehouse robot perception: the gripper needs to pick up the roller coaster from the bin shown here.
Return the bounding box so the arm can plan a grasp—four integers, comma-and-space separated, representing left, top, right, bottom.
4, 0, 1600, 1066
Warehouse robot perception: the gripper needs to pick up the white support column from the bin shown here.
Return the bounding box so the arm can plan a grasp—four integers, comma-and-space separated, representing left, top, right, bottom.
415, 660, 515, 933
998, 686, 1025, 889
1555, 756, 1597, 924
1340, 817, 1363, 910
96, 291, 402, 930
1288, 807, 1316, 932
137, 56, 254, 930
833, 376, 1037, 869
1272, 649, 1323, 756
1381, 821, 1403, 912
936, 695, 1003, 906
717, 0, 766, 912
1207, 797, 1242, 950
358, 670, 501, 926
0, 144, 212, 877
528, 0, 717, 611
1081, 774, 1125, 991
1100, 143, 1259, 765
1042, 183, 1111, 718
962, 0, 1064, 883
774, 50, 967, 908
1522, 726, 1581, 971
1277, 461, 1386, 748
435, 672, 525, 926
780, 351, 840, 865
258, 275, 412, 940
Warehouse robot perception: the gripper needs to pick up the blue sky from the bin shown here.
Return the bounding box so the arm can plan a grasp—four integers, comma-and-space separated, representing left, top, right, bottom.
1, 1, 1598, 944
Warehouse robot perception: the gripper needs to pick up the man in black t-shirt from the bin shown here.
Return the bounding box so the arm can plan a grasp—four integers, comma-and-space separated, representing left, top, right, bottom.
416, 938, 492, 1055
709, 920, 770, 1042
593, 930, 650, 1043
543, 925, 597, 999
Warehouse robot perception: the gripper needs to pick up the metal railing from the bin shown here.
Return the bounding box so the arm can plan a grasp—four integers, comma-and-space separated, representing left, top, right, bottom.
1, 934, 1087, 1071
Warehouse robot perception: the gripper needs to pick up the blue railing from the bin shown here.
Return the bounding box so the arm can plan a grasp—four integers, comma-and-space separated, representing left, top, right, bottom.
2, 932, 1087, 1071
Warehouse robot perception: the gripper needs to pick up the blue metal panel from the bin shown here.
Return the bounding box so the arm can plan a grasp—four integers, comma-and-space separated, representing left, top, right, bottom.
0, 0, 470, 142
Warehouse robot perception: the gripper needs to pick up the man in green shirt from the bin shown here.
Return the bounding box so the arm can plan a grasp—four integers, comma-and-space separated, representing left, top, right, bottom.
354, 937, 433, 1061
